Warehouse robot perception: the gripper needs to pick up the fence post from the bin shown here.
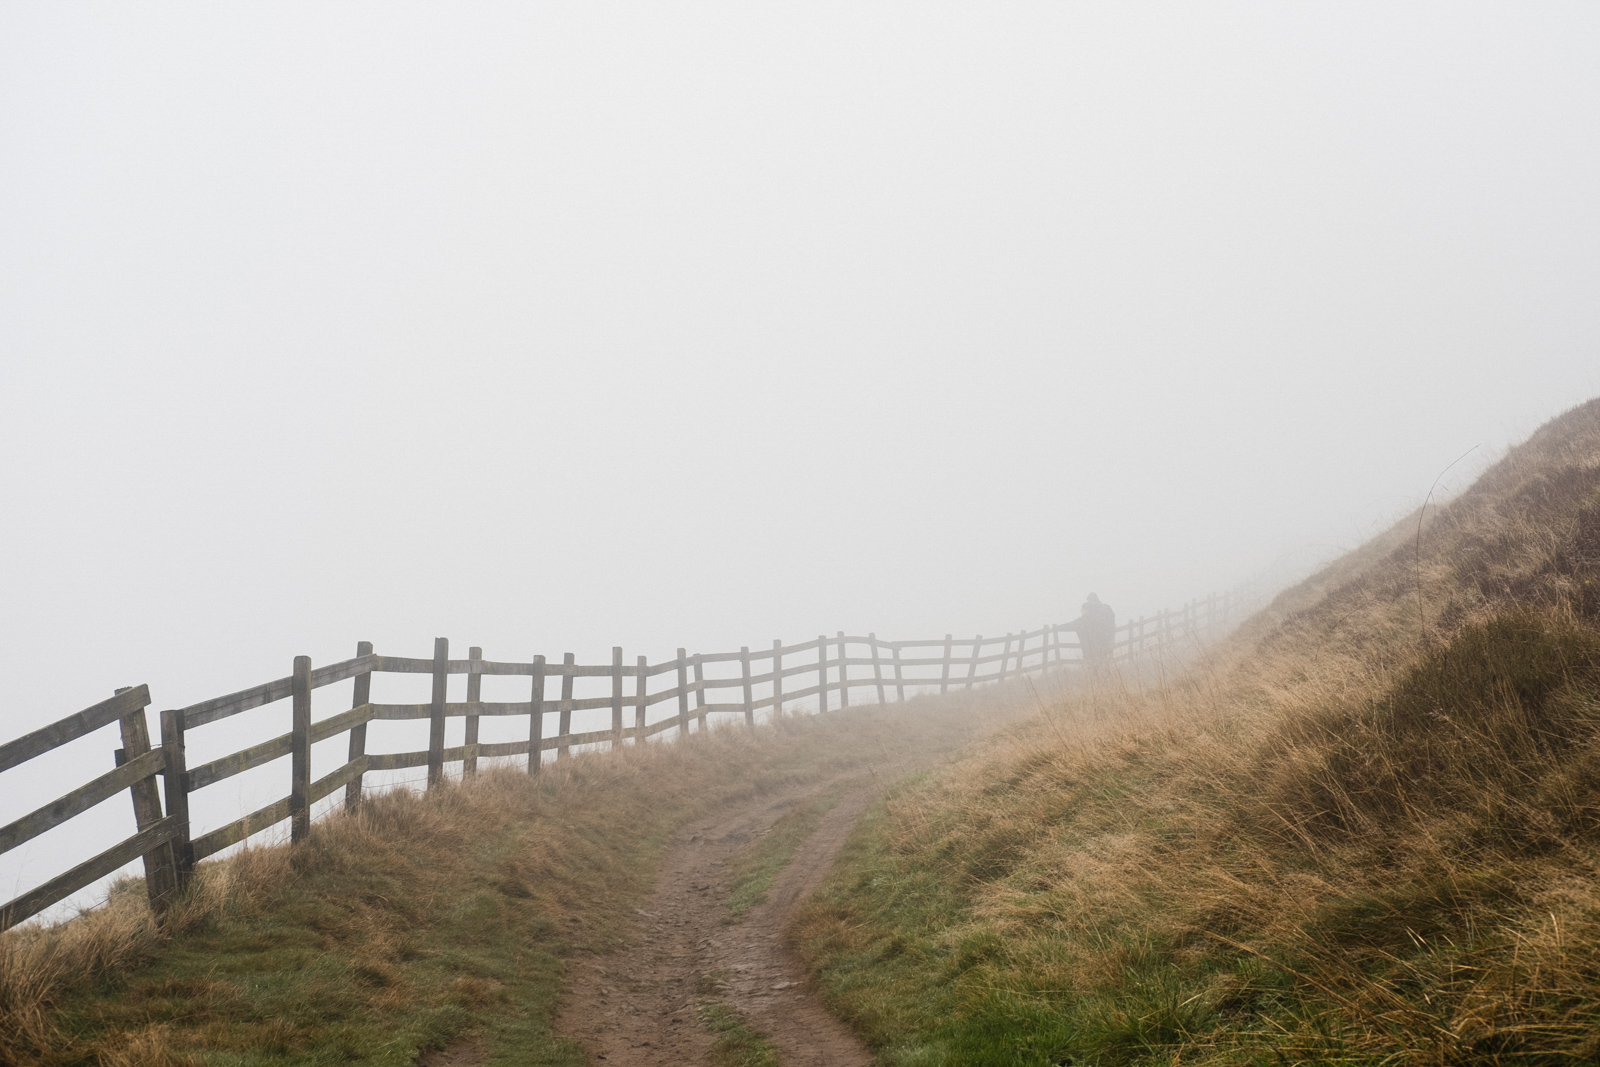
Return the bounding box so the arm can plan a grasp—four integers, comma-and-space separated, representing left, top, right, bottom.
740, 646, 754, 725
464, 646, 483, 778
892, 643, 906, 702
676, 648, 690, 736
940, 635, 952, 693
965, 635, 983, 689
558, 652, 575, 758
427, 638, 448, 788
693, 653, 706, 730
611, 647, 624, 748
996, 633, 1013, 683
635, 655, 648, 740
529, 655, 545, 774
1046, 624, 1058, 668
837, 632, 849, 707
816, 636, 829, 713
291, 655, 313, 840
158, 707, 192, 886
345, 641, 373, 811
869, 635, 886, 703
771, 640, 784, 717
113, 690, 178, 914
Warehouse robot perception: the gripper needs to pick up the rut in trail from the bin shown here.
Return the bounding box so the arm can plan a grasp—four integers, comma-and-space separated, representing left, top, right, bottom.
555, 775, 879, 1065
554, 687, 1012, 1067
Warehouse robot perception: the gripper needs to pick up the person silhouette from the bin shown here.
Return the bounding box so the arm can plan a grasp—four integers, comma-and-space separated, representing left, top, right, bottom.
1066, 593, 1116, 668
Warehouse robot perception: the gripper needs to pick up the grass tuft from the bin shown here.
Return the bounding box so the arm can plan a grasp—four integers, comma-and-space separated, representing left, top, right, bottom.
727, 785, 848, 918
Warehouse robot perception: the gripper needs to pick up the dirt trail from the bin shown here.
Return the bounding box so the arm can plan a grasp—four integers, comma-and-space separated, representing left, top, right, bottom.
554, 776, 877, 1065
547, 694, 1019, 1065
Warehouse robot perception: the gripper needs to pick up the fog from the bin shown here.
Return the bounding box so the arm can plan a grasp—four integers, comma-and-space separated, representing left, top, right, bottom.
3, 4, 1599, 913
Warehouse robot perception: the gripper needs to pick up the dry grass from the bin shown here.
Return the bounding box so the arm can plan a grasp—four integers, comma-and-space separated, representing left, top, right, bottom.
795, 398, 1600, 1065
1, 692, 992, 1066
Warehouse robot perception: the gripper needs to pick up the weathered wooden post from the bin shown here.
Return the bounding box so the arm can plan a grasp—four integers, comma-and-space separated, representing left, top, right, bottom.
965, 635, 983, 689
158, 706, 193, 885
345, 640, 373, 810
740, 646, 754, 725
464, 646, 483, 778
611, 647, 625, 748
558, 652, 575, 758
528, 655, 545, 774
940, 634, 952, 693
771, 640, 784, 717
692, 653, 707, 730
836, 632, 849, 707
675, 648, 690, 736
996, 634, 1013, 684
291, 655, 313, 838
892, 643, 906, 702
427, 638, 448, 789
113, 688, 179, 912
870, 635, 886, 704
816, 636, 829, 713
635, 655, 648, 740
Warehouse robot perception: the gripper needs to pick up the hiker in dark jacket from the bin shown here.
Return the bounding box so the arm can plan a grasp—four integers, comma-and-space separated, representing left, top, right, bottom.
1065, 592, 1116, 668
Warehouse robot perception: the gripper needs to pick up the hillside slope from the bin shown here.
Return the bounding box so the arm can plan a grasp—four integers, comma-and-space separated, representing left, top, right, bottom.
795, 397, 1600, 1066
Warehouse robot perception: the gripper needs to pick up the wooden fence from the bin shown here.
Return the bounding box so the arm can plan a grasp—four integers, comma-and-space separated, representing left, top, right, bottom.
0, 592, 1240, 932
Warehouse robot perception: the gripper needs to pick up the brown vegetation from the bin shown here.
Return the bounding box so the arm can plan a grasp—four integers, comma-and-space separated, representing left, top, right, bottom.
796, 397, 1600, 1064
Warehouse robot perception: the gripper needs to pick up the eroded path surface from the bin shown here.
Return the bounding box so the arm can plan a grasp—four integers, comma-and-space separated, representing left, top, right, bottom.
550, 689, 1016, 1066
554, 777, 876, 1065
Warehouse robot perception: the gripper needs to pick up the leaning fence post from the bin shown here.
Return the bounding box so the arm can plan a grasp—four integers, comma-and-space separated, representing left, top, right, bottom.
464, 646, 483, 778
740, 646, 754, 725
635, 655, 648, 740
692, 653, 707, 730
771, 640, 784, 717
158, 707, 192, 886
965, 635, 983, 689
558, 653, 575, 758
427, 638, 448, 789
892, 643, 906, 702
837, 632, 850, 707
611, 647, 624, 748
114, 688, 178, 913
996, 633, 1013, 684
291, 655, 313, 839
675, 648, 690, 736
870, 635, 886, 704
940, 634, 952, 693
816, 636, 829, 713
528, 655, 545, 774
345, 640, 373, 811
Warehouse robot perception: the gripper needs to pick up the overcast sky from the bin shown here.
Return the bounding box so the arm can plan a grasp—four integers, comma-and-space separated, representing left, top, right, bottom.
3, 4, 1599, 909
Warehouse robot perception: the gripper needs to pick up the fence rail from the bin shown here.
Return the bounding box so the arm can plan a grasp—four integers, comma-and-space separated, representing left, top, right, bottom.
0, 592, 1242, 931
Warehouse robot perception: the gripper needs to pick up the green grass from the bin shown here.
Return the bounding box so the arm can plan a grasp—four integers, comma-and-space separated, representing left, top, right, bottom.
727, 784, 848, 918
46, 781, 618, 1067
699, 1001, 781, 1067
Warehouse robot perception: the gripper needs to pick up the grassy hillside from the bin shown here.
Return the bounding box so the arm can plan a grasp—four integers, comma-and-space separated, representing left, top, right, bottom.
0, 697, 986, 1067
795, 397, 1600, 1065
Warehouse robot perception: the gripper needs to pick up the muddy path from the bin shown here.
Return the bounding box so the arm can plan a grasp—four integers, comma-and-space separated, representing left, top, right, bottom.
552, 691, 1003, 1067
550, 697, 1010, 1064
554, 775, 878, 1065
